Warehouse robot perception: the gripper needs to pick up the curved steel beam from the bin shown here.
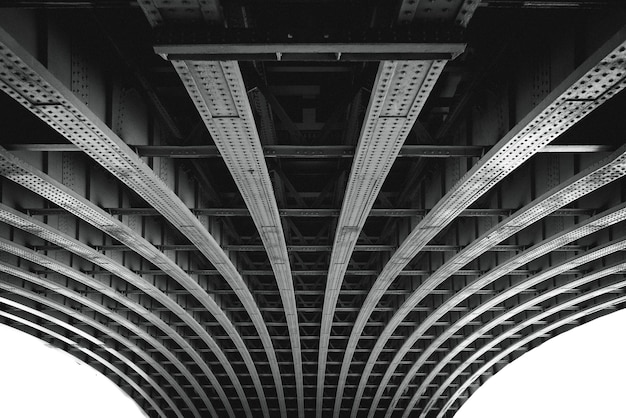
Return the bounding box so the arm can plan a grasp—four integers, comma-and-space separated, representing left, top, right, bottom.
0, 256, 221, 416
172, 59, 293, 418
436, 286, 626, 417
0, 292, 183, 416
378, 202, 626, 417
346, 25, 626, 418
0, 235, 225, 415
351, 142, 626, 416
0, 297, 168, 418
414, 257, 626, 417
315, 59, 448, 418
0, 203, 223, 414
0, 25, 272, 417
0, 148, 253, 417
0, 202, 283, 415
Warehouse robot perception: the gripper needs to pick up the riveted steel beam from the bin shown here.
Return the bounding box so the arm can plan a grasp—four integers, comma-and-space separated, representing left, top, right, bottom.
0, 25, 270, 418
20, 206, 597, 218
380, 202, 626, 417
436, 287, 626, 417
0, 240, 207, 417
7, 143, 615, 157
321, 58, 449, 418
0, 299, 170, 418
337, 24, 626, 418
154, 26, 466, 62
170, 59, 301, 418
0, 147, 265, 417
350, 142, 626, 417
0, 290, 189, 418
414, 257, 626, 417
0, 202, 254, 416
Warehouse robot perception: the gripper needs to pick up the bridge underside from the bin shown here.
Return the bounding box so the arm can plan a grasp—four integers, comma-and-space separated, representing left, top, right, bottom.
0, 1, 625, 417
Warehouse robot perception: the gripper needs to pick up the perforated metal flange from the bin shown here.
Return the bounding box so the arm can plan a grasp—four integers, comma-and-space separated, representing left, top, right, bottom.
173, 58, 296, 418
0, 288, 186, 418
322, 59, 447, 418
0, 221, 214, 417
0, 298, 169, 418
416, 255, 626, 418
340, 26, 626, 418
0, 26, 269, 418
380, 202, 626, 418
349, 143, 626, 417
437, 281, 626, 418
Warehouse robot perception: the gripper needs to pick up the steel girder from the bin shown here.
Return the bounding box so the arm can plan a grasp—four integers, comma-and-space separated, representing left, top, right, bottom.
319, 59, 450, 418
351, 142, 626, 417
0, 28, 267, 415
0, 296, 172, 417
139, 4, 299, 415
411, 255, 626, 417
438, 286, 626, 417
169, 59, 302, 418
341, 25, 626, 418
1, 3, 626, 418
383, 213, 626, 416
0, 202, 233, 415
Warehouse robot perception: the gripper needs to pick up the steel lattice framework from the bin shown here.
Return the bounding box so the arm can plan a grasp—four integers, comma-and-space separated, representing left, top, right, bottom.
0, 1, 625, 417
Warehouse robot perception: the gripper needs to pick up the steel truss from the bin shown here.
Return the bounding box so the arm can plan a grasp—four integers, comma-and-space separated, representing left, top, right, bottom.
0, 2, 625, 418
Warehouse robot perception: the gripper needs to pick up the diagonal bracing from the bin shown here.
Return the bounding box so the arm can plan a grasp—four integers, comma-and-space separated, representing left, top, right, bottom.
315, 59, 449, 418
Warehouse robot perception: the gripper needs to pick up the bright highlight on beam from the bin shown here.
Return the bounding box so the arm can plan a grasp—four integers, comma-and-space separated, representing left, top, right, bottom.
454, 308, 626, 418
0, 323, 148, 418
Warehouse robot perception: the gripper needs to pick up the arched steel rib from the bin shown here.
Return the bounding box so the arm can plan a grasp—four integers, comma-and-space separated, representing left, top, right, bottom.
398, 236, 626, 416
414, 256, 626, 418
0, 26, 274, 417
376, 202, 626, 417
0, 148, 262, 417
313, 59, 448, 418
0, 234, 225, 416
0, 297, 168, 418
350, 142, 626, 416
0, 290, 184, 418
436, 286, 626, 418
0, 202, 290, 415
172, 59, 294, 418
344, 26, 626, 418
0, 255, 221, 417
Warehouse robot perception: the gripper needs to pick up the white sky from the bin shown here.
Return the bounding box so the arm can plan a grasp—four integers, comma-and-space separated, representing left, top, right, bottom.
455, 307, 626, 418
0, 323, 148, 418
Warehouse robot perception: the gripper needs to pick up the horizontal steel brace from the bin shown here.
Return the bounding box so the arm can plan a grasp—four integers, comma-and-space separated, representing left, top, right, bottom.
80, 268, 579, 277
153, 26, 466, 61
33, 243, 586, 252
6, 144, 614, 157
136, 145, 487, 158
22, 207, 595, 218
